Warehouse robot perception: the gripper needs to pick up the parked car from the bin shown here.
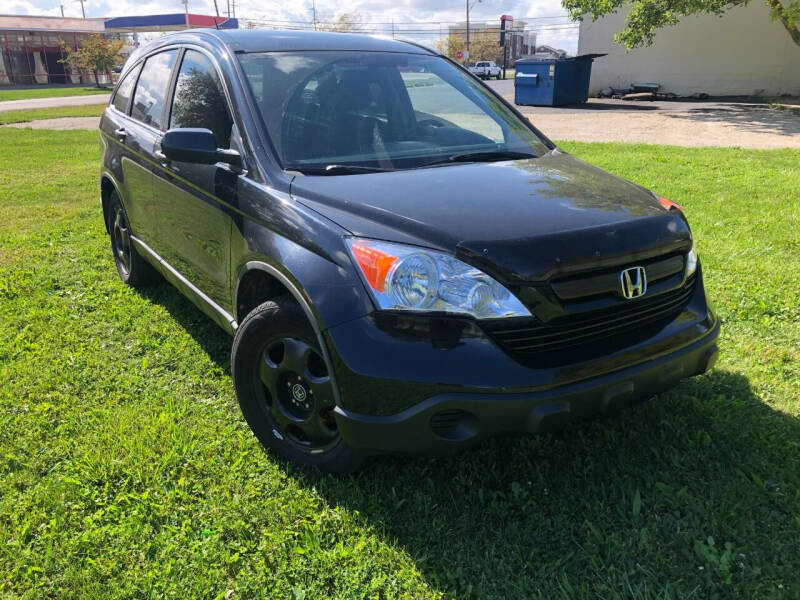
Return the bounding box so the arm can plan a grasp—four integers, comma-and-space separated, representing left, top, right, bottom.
468, 60, 501, 79
99, 29, 719, 473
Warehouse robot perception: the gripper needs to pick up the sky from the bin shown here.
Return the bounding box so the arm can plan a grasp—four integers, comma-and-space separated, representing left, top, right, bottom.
7, 0, 580, 54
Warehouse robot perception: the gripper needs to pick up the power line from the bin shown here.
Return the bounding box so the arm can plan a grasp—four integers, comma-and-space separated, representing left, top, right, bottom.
243, 15, 575, 26
242, 19, 578, 31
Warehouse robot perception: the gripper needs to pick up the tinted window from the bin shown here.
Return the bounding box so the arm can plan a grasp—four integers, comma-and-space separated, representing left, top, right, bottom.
112, 63, 140, 114
131, 50, 178, 129
401, 70, 503, 142
169, 50, 233, 148
239, 51, 548, 171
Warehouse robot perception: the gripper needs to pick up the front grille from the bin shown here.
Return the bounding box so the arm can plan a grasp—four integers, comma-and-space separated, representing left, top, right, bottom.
550, 253, 685, 305
484, 273, 697, 366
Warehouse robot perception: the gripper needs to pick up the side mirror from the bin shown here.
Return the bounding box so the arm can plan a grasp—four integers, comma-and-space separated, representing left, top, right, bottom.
161, 128, 242, 169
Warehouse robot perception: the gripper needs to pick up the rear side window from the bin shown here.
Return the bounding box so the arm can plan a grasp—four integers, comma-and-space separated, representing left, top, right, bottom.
169, 50, 233, 148
131, 50, 178, 129
112, 63, 141, 114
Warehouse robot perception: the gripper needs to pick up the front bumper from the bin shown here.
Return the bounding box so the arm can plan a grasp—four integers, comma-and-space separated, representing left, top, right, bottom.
325, 268, 719, 454
332, 320, 718, 454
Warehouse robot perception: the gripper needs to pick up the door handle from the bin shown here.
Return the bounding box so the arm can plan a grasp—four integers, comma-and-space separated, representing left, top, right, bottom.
114, 127, 127, 141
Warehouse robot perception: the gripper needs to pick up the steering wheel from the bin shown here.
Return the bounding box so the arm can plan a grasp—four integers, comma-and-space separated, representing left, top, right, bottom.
418, 119, 445, 128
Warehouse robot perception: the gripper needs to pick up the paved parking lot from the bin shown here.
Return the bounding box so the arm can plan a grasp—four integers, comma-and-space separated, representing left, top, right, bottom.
486, 80, 800, 148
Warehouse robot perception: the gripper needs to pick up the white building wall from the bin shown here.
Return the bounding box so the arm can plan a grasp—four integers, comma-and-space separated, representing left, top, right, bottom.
578, 2, 800, 96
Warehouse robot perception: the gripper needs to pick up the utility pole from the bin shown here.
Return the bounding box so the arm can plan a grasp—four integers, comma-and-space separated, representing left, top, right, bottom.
465, 0, 470, 66
60, 4, 65, 17
465, 0, 482, 66
311, 0, 318, 30
75, 0, 86, 19
232, 0, 236, 18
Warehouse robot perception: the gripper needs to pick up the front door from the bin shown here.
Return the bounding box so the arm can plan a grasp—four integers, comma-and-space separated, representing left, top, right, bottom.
151, 48, 237, 308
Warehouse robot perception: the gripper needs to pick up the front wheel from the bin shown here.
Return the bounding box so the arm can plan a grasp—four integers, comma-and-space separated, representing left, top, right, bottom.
231, 296, 363, 474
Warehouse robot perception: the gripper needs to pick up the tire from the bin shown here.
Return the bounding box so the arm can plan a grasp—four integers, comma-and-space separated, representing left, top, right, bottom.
107, 191, 160, 287
231, 295, 363, 474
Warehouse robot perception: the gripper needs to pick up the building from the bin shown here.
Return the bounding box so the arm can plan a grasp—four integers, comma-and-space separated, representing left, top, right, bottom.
0, 13, 237, 87
516, 30, 537, 57
578, 2, 800, 96
0, 15, 107, 85
531, 44, 568, 60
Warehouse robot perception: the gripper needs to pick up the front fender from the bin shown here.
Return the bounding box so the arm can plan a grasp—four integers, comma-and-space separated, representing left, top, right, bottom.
230, 177, 373, 332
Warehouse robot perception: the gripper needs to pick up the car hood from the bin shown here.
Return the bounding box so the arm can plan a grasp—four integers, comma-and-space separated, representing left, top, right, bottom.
291, 151, 692, 283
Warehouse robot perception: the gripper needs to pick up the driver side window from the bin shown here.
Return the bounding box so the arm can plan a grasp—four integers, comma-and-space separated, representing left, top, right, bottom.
169, 50, 233, 148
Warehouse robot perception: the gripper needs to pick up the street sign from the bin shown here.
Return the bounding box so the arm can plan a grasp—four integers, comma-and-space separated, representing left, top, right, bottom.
455, 51, 463, 59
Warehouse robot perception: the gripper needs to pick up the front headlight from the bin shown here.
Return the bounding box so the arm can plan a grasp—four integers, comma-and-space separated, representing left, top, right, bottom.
687, 247, 698, 276
346, 238, 531, 319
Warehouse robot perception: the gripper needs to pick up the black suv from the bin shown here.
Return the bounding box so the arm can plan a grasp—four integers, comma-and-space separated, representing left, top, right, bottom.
99, 29, 719, 473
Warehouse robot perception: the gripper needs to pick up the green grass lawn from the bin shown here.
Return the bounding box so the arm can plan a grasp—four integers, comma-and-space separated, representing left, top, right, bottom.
0, 87, 111, 102
0, 104, 105, 125
0, 129, 798, 599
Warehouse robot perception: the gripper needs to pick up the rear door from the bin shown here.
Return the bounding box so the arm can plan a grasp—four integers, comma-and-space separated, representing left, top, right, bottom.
125, 49, 180, 246
101, 62, 146, 229
151, 48, 237, 307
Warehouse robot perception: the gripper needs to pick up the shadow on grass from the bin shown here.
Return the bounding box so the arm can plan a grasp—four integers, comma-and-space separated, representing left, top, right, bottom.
306, 370, 800, 597
138, 280, 232, 368
137, 282, 799, 596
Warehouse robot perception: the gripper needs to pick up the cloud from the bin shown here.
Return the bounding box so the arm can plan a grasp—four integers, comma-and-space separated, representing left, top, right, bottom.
17, 0, 578, 52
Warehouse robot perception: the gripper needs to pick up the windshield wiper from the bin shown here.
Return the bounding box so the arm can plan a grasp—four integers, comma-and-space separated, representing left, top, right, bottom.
286, 164, 392, 175
424, 150, 538, 167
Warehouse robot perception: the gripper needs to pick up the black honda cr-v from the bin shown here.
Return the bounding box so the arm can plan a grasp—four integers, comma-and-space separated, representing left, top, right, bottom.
99, 29, 719, 472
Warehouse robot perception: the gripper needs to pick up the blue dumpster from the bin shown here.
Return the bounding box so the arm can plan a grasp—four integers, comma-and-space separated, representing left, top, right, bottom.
514, 54, 605, 106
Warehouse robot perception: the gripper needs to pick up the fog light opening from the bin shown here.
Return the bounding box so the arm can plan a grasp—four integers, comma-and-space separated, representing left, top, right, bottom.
429, 409, 478, 441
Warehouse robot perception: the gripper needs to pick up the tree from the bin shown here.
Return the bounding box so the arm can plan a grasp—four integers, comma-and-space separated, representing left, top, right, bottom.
171, 68, 232, 147
436, 29, 502, 63
60, 34, 125, 88
317, 12, 363, 32
563, 0, 800, 49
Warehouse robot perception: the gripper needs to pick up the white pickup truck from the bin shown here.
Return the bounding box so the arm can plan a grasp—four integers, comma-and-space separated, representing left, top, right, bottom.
468, 61, 501, 80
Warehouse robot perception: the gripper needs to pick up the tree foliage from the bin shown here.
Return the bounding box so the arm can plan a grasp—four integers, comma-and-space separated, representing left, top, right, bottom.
435, 29, 502, 64
60, 35, 125, 87
317, 12, 364, 32
171, 68, 232, 148
563, 0, 800, 48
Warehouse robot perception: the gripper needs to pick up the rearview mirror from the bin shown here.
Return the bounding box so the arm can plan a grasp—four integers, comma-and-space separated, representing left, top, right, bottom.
161, 128, 242, 169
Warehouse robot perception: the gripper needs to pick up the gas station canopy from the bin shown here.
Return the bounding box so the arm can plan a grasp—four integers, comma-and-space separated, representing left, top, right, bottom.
104, 13, 238, 33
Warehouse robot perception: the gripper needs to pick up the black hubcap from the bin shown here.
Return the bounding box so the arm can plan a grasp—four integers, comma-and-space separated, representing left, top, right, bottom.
257, 337, 338, 451
112, 208, 131, 274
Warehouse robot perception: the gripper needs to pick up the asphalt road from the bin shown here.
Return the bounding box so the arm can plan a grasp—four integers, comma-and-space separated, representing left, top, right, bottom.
0, 93, 110, 113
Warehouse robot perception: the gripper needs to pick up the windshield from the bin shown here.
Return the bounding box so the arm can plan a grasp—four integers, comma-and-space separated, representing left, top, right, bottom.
238, 51, 549, 173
